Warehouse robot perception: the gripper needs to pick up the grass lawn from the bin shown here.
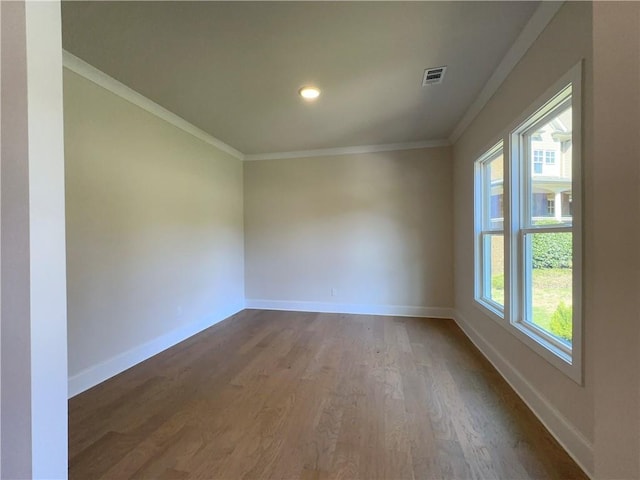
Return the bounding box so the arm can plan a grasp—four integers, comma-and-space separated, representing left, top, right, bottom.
491, 268, 572, 334
530, 268, 572, 331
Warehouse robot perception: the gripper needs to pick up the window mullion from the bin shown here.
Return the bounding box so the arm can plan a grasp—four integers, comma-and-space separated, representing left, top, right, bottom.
521, 226, 573, 235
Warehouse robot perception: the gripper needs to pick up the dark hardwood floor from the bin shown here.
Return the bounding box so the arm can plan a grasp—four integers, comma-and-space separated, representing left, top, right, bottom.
69, 310, 587, 479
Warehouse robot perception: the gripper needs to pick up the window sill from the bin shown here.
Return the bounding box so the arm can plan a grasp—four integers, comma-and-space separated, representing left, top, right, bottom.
473, 298, 505, 324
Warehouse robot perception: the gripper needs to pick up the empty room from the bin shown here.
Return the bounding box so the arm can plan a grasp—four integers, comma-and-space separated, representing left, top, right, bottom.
1, 1, 639, 479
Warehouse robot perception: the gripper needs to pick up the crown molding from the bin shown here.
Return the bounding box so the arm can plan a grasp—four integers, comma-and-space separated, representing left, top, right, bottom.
448, 1, 564, 144
62, 50, 245, 161
244, 139, 450, 161
62, 51, 447, 162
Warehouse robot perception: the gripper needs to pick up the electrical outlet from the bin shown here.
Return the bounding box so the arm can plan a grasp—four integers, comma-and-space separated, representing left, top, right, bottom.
331, 288, 338, 297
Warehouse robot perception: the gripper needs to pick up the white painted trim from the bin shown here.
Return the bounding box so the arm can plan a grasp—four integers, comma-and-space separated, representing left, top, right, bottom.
505, 62, 583, 383
245, 299, 453, 319
68, 304, 244, 398
62, 50, 245, 161
452, 309, 594, 479
244, 139, 450, 161
468, 62, 583, 384
449, 1, 564, 143
25, 3, 68, 477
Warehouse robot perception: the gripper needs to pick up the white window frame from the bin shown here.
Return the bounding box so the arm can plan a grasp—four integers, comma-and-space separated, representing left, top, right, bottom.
544, 150, 556, 165
473, 62, 583, 384
474, 141, 505, 319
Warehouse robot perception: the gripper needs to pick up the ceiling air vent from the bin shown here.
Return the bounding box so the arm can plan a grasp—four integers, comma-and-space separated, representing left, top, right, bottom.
422, 66, 447, 86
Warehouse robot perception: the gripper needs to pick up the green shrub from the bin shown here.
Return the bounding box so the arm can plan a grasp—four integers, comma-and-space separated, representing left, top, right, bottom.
532, 231, 572, 269
549, 301, 572, 342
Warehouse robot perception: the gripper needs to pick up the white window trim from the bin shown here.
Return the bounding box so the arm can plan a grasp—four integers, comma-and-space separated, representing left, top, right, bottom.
474, 141, 505, 321
473, 61, 583, 384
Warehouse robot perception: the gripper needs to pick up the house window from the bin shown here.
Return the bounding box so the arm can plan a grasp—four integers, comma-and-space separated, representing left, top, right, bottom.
533, 150, 543, 174
547, 198, 555, 215
473, 63, 582, 383
474, 142, 504, 315
545, 150, 556, 165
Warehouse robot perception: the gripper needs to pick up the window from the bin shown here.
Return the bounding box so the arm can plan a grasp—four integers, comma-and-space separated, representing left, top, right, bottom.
545, 150, 556, 165
547, 198, 555, 215
533, 150, 543, 174
473, 63, 582, 383
533, 150, 556, 174
475, 142, 505, 315
515, 83, 577, 359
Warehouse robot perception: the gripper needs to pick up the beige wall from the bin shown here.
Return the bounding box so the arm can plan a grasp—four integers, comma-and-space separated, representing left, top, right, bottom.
244, 148, 453, 313
64, 70, 244, 384
592, 2, 640, 478
452, 1, 594, 472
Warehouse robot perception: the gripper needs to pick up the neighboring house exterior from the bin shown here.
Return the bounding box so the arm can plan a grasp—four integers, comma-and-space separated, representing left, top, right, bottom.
529, 106, 573, 222
490, 105, 572, 224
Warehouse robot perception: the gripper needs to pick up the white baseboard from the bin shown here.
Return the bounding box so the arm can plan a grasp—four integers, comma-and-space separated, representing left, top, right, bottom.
68, 304, 244, 398
452, 309, 594, 478
245, 299, 454, 319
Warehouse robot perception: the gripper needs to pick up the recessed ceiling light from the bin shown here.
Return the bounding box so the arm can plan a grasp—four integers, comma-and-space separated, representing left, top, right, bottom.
299, 86, 320, 100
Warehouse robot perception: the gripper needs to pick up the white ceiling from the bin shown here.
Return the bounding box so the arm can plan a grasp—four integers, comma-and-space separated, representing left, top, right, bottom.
61, 1, 539, 156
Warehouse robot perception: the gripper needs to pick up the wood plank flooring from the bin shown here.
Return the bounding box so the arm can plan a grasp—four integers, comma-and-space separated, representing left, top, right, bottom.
69, 310, 587, 479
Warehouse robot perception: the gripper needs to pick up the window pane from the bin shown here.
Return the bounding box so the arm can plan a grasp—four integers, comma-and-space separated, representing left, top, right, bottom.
533, 160, 543, 174
483, 233, 504, 308
533, 150, 544, 162
524, 232, 573, 345
485, 153, 504, 230
527, 104, 572, 226
545, 151, 556, 164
